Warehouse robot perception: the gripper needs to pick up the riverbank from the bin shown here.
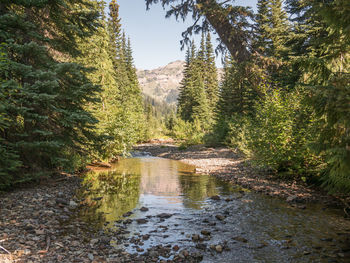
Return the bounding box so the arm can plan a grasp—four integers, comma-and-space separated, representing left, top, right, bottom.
1, 142, 348, 263
134, 142, 344, 207
0, 174, 140, 263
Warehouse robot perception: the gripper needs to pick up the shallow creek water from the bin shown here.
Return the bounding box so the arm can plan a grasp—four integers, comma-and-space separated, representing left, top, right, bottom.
77, 156, 350, 262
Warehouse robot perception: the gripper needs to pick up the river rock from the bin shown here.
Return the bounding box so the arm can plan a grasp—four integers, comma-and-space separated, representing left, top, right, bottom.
140, 207, 149, 212
173, 245, 180, 251
136, 218, 148, 224
142, 234, 150, 240
210, 195, 221, 201
215, 245, 223, 253
192, 234, 200, 242
123, 211, 133, 217
55, 198, 68, 205
215, 214, 226, 221
201, 230, 211, 236
157, 213, 172, 219
69, 200, 78, 208
232, 236, 248, 243
88, 253, 94, 260
136, 247, 144, 252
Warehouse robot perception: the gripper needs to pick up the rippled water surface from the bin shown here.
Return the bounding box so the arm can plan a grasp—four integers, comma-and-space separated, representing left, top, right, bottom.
78, 157, 350, 262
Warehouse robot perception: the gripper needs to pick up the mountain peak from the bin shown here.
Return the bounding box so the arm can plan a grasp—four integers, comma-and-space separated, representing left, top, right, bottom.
137, 61, 223, 105
137, 61, 185, 104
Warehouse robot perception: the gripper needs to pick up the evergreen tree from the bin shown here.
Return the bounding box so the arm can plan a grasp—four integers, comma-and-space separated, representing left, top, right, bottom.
204, 32, 219, 116
0, 0, 101, 188
177, 42, 196, 121
253, 0, 271, 56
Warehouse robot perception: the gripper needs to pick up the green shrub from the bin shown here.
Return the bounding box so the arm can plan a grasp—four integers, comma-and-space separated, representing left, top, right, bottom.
248, 88, 320, 175
170, 117, 205, 146
225, 114, 253, 155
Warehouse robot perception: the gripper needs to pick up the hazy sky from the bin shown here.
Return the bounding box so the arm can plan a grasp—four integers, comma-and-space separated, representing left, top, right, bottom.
114, 0, 257, 69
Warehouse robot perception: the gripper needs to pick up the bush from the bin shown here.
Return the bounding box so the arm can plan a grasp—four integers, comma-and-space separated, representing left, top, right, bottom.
225, 115, 253, 155
248, 88, 320, 175
170, 117, 205, 146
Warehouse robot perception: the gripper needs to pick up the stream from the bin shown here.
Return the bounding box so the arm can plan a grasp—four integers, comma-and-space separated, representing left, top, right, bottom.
76, 156, 350, 262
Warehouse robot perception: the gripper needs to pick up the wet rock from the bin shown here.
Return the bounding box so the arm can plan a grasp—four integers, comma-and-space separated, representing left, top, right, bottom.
71, 241, 80, 247
90, 239, 99, 246
195, 243, 207, 250
201, 230, 211, 236
123, 211, 133, 217
232, 236, 248, 243
88, 253, 94, 260
123, 219, 132, 225
215, 214, 226, 221
210, 195, 221, 201
157, 213, 173, 219
69, 200, 78, 208
55, 198, 68, 205
180, 250, 189, 257
215, 245, 223, 253
136, 218, 148, 224
173, 245, 180, 251
136, 247, 144, 252
140, 207, 149, 212
142, 234, 150, 240
192, 234, 200, 242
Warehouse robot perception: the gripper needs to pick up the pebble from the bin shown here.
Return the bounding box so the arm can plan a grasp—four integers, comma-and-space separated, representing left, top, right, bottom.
192, 234, 200, 242
232, 236, 248, 243
173, 245, 180, 251
201, 230, 211, 236
88, 253, 94, 260
215, 245, 223, 253
69, 200, 78, 208
215, 214, 226, 221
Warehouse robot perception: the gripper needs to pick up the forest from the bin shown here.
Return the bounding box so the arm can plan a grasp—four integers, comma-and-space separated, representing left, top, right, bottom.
0, 0, 349, 196
162, 0, 350, 194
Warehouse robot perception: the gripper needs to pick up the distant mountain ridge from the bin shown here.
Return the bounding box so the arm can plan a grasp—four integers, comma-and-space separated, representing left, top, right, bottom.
137, 60, 223, 105
137, 60, 184, 104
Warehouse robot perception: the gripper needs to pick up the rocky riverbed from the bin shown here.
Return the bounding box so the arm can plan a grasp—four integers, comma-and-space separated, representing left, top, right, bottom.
1, 143, 350, 263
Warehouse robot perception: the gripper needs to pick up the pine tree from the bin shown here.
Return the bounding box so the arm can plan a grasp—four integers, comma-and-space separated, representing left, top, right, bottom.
0, 0, 101, 187
177, 42, 196, 121
287, 0, 350, 192
253, 0, 271, 56
204, 32, 219, 117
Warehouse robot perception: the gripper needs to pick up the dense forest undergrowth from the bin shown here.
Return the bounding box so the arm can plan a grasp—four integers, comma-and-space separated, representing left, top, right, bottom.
1, 0, 349, 198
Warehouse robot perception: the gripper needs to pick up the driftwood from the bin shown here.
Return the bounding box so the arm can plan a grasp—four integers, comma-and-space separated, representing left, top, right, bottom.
90, 162, 112, 168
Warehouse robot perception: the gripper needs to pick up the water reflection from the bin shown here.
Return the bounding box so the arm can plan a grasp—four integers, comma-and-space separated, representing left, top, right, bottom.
78, 157, 229, 227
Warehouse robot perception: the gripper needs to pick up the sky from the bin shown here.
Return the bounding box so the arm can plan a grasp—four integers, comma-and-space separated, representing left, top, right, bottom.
113, 0, 257, 70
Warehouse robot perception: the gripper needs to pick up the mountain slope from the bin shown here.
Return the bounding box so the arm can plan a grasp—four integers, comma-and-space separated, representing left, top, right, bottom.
137, 60, 184, 104
137, 60, 223, 105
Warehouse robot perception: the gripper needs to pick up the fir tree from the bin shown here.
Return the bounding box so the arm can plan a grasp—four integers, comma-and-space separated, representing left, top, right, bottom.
204, 32, 219, 117
0, 0, 101, 188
